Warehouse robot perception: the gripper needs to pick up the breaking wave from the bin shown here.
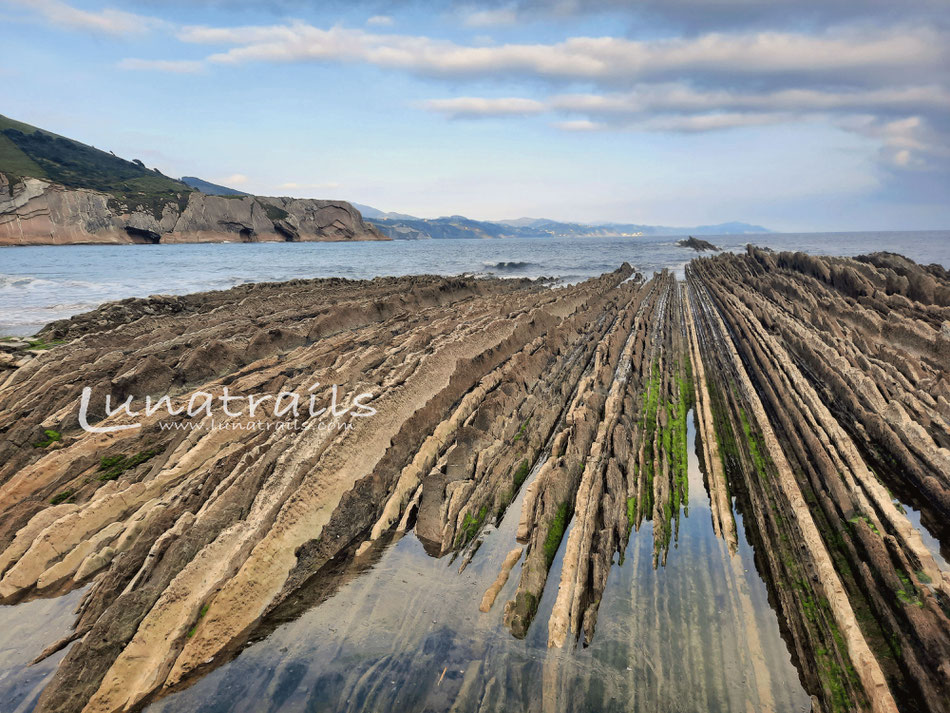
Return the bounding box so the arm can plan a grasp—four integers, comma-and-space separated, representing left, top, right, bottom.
483, 261, 537, 271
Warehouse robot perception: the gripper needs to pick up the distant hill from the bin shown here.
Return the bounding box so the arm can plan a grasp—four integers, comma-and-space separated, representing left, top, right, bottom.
350, 202, 386, 219
693, 221, 770, 235
181, 176, 248, 196
351, 203, 420, 221
0, 112, 768, 245
0, 114, 385, 245
0, 114, 190, 208
600, 221, 771, 236
497, 217, 550, 228
363, 207, 770, 240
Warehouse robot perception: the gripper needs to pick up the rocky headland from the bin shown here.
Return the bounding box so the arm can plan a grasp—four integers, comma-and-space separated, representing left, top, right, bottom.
0, 114, 385, 245
0, 173, 385, 245
0, 250, 948, 713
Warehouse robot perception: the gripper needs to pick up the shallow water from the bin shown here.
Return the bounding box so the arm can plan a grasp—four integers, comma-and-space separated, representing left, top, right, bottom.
144, 411, 810, 713
0, 587, 86, 713
1, 231, 946, 712
1, 230, 948, 335
899, 499, 950, 573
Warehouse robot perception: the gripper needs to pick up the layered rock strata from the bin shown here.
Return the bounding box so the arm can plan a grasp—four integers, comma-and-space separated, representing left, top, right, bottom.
0, 250, 947, 713
0, 173, 386, 244
687, 250, 949, 713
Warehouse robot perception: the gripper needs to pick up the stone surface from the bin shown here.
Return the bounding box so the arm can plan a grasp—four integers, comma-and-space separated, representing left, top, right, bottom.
0, 172, 387, 245
0, 252, 947, 713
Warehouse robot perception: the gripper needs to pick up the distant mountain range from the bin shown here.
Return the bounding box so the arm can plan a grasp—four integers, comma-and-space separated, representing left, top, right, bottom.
352, 204, 769, 240
0, 111, 768, 244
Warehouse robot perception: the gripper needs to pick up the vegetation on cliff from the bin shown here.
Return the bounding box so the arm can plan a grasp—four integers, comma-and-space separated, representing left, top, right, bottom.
0, 113, 190, 204
0, 114, 385, 244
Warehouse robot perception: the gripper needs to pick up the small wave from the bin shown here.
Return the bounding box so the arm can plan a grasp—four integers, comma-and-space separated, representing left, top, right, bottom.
0, 274, 111, 291
0, 274, 56, 289
483, 261, 537, 271
0, 301, 101, 321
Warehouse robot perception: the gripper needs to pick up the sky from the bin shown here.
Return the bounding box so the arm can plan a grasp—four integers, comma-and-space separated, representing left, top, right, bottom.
0, 0, 948, 231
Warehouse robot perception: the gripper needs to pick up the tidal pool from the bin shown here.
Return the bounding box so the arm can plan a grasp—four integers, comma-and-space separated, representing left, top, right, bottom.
0, 586, 86, 713
145, 412, 810, 713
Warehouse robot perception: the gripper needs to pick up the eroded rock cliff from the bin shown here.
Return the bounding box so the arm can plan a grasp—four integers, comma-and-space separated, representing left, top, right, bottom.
0, 173, 387, 245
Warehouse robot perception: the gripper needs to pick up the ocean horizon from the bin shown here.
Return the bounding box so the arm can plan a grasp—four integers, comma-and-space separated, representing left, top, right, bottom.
3, 229, 948, 336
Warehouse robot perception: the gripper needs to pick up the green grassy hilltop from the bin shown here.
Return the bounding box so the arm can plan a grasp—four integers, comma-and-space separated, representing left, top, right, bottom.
0, 113, 190, 206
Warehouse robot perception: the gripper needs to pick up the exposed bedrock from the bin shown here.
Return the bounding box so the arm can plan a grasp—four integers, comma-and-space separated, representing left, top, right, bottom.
688, 249, 950, 713
677, 235, 720, 251
0, 251, 948, 713
0, 173, 387, 244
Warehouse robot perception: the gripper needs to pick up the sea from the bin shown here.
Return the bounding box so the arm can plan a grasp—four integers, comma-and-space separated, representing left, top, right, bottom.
0, 230, 948, 336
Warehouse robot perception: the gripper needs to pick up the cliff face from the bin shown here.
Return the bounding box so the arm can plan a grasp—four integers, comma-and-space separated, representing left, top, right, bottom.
0, 173, 387, 245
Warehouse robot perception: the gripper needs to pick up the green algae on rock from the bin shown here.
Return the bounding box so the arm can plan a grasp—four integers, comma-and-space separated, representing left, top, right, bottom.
0, 252, 947, 713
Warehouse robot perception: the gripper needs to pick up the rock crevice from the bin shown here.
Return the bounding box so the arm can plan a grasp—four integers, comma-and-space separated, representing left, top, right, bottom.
0, 252, 947, 713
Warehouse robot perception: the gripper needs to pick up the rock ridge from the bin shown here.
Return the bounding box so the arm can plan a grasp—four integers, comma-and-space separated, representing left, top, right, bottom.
0, 252, 947, 713
0, 172, 387, 245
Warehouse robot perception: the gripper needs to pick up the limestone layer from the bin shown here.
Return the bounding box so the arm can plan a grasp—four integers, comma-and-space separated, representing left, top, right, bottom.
0, 172, 386, 244
0, 250, 948, 713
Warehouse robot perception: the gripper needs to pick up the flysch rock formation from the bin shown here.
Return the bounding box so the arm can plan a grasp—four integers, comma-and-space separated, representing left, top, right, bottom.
677, 236, 720, 251
0, 172, 386, 245
0, 250, 948, 713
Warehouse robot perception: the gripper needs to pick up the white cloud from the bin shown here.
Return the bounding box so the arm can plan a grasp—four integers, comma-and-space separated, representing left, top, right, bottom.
423, 85, 950, 136
633, 112, 791, 132
843, 115, 949, 171
421, 97, 545, 118
553, 113, 788, 133
168, 19, 949, 174
6, 0, 164, 35
366, 15, 393, 27
118, 58, 203, 73
422, 85, 950, 121
463, 8, 518, 28
29, 8, 940, 180
421, 82, 950, 174
549, 84, 950, 115
553, 119, 605, 131
176, 22, 947, 88
218, 173, 249, 186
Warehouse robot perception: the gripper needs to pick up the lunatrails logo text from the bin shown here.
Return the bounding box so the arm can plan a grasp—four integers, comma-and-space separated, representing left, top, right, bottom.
78, 383, 377, 434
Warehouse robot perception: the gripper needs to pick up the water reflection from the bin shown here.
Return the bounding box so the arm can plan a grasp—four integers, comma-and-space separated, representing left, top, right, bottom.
147, 410, 809, 713
0, 586, 86, 713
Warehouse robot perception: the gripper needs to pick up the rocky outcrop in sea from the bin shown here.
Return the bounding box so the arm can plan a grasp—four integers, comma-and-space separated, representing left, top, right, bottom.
677, 236, 720, 251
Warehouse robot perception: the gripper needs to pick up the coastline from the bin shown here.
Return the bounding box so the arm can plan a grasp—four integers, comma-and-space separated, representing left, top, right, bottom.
0, 231, 390, 246
0, 250, 947, 712
3, 230, 948, 339
0, 174, 389, 246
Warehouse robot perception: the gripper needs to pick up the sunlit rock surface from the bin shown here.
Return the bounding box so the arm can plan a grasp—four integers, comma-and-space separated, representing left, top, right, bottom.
0, 251, 947, 713
0, 173, 386, 245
